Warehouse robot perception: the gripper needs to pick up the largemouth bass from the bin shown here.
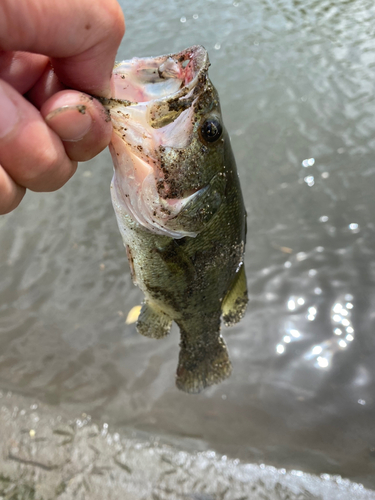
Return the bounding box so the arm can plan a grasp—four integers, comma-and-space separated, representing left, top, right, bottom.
102, 46, 248, 393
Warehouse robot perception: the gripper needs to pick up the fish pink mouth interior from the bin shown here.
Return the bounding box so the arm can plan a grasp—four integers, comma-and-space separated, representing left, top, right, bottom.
107, 46, 210, 239
112, 53, 198, 103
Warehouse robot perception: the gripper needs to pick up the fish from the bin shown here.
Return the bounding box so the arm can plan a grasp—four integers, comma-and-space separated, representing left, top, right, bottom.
101, 46, 248, 393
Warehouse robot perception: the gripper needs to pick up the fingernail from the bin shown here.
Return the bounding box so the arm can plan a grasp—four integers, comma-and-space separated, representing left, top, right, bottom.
45, 105, 92, 142
0, 81, 19, 139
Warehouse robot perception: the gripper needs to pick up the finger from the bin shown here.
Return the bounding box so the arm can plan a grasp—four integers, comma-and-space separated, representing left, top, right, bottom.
26, 64, 67, 109
0, 79, 77, 192
0, 0, 125, 96
0, 51, 49, 94
41, 90, 112, 161
0, 165, 25, 215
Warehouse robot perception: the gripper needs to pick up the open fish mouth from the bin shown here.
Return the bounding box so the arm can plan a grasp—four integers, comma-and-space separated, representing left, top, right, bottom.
100, 46, 213, 239
110, 45, 209, 128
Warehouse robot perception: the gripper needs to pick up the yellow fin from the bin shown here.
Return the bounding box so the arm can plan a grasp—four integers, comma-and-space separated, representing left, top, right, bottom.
125, 305, 142, 325
222, 264, 248, 327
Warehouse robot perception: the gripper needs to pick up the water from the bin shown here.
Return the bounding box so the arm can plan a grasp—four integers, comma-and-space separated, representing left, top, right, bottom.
1, 0, 375, 489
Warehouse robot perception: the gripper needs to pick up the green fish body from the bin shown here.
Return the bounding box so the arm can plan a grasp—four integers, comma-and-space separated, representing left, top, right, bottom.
105, 46, 248, 393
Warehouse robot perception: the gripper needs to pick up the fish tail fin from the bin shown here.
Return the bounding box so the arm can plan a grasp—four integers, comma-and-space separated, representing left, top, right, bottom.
136, 301, 172, 339
176, 335, 232, 394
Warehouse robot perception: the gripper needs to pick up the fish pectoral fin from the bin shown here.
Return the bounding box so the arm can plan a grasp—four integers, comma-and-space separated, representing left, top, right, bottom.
136, 301, 172, 339
176, 336, 232, 394
156, 240, 196, 281
221, 263, 248, 327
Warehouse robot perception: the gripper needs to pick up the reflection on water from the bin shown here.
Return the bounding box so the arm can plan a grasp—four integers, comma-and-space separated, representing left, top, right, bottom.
294, 296, 357, 369
1, 0, 375, 490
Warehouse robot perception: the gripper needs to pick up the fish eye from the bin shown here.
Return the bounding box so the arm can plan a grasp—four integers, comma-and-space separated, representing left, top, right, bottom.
200, 117, 222, 143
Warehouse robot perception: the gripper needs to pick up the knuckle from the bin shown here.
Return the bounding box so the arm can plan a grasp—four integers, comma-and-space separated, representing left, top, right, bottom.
1, 191, 24, 214
38, 145, 61, 175
27, 145, 73, 192
0, 169, 25, 214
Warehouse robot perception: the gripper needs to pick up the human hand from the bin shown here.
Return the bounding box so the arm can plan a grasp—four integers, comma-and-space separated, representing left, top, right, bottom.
0, 0, 125, 214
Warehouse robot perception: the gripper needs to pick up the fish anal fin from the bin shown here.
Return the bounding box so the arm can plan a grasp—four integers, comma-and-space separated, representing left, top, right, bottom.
136, 301, 172, 339
176, 336, 232, 394
222, 263, 248, 327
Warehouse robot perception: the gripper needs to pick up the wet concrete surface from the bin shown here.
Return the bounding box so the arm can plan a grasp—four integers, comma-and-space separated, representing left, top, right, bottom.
0, 392, 374, 500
